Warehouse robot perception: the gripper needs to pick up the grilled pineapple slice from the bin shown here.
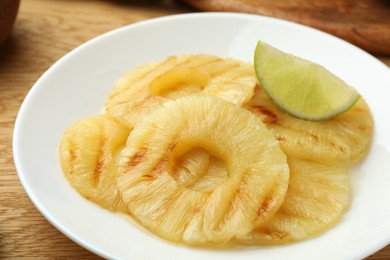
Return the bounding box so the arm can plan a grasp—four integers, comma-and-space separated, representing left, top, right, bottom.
117, 96, 289, 246
105, 54, 256, 128
241, 158, 350, 245
59, 115, 130, 212
245, 86, 374, 164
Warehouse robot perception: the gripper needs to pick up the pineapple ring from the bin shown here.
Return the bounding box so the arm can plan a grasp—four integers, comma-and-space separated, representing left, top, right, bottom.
117, 96, 289, 246
245, 86, 374, 165
241, 158, 350, 245
105, 54, 257, 129
59, 114, 130, 213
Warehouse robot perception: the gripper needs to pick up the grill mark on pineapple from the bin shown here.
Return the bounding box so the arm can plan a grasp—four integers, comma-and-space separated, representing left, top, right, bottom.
338, 146, 347, 152
67, 142, 77, 175
252, 105, 278, 124
271, 124, 349, 157
92, 132, 107, 185
261, 228, 289, 240
93, 158, 105, 184
217, 173, 251, 230
256, 195, 276, 219
127, 149, 147, 168
218, 188, 240, 229
191, 195, 208, 216
167, 141, 177, 153
297, 131, 347, 155
148, 157, 169, 178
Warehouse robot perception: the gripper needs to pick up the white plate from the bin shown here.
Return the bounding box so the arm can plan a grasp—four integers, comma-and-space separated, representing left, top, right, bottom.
13, 13, 390, 259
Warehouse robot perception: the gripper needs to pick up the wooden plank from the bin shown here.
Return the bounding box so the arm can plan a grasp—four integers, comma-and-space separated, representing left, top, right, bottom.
181, 0, 390, 55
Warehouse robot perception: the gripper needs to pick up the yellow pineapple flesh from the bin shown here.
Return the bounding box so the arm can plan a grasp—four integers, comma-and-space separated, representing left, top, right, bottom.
116, 96, 289, 246
58, 53, 374, 249
105, 55, 256, 129
241, 158, 350, 245
59, 114, 130, 213
245, 85, 374, 165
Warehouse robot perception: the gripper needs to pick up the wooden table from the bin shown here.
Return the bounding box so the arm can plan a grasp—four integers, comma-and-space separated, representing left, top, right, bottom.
1, 0, 389, 258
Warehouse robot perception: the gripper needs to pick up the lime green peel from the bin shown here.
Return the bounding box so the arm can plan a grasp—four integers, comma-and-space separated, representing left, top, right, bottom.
254, 40, 360, 121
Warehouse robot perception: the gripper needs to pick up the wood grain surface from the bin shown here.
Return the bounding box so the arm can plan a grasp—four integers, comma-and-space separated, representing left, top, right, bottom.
0, 0, 389, 258
181, 0, 390, 55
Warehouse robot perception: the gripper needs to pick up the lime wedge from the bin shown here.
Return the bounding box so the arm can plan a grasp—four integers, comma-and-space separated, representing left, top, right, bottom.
254, 41, 360, 121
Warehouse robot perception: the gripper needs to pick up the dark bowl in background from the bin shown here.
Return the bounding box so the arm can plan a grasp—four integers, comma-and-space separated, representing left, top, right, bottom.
0, 0, 20, 44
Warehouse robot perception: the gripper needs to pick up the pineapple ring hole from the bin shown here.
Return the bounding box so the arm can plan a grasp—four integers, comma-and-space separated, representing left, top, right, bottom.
167, 137, 229, 192
149, 67, 210, 99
